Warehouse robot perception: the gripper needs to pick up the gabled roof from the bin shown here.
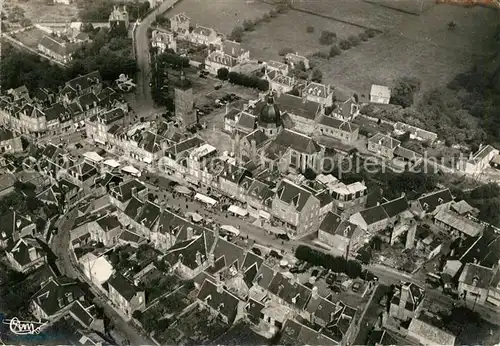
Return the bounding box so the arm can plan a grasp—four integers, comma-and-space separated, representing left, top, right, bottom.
7, 237, 44, 267
197, 279, 239, 322
107, 272, 140, 301
459, 263, 494, 289
418, 189, 454, 213
303, 82, 330, 98
408, 318, 456, 346
165, 136, 204, 157
370, 84, 391, 98
368, 133, 400, 149
165, 233, 207, 270
192, 25, 215, 37
0, 210, 35, 241
66, 71, 102, 92
276, 93, 321, 120
434, 209, 484, 237
219, 163, 250, 185
39, 35, 76, 57
32, 277, 84, 317
317, 115, 359, 133
381, 196, 409, 218
110, 179, 146, 203
359, 205, 389, 225
319, 212, 342, 235
213, 237, 246, 271
243, 129, 269, 148
68, 300, 95, 328
275, 179, 317, 212
254, 264, 275, 289
271, 129, 321, 155
268, 273, 311, 310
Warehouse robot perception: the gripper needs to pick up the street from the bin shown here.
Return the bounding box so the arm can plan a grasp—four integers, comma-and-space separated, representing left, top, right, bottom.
51, 210, 153, 345
134, 0, 179, 113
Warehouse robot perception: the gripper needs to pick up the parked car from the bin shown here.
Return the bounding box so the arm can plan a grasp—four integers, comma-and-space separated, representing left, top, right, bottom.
214, 83, 222, 90
326, 273, 336, 285
352, 282, 362, 293
277, 234, 290, 241
330, 285, 342, 294
251, 247, 262, 255
311, 269, 319, 277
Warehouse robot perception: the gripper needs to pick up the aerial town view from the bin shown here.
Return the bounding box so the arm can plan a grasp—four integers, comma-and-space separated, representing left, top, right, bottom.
1, 0, 500, 344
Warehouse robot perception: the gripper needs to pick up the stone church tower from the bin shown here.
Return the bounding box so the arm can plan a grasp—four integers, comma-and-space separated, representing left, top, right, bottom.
174, 71, 197, 130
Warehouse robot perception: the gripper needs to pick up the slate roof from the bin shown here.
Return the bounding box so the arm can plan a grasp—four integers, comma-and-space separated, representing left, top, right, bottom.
165, 234, 207, 270
197, 279, 240, 322
66, 71, 102, 92
165, 136, 204, 157
317, 116, 359, 133
39, 35, 76, 57
271, 129, 321, 155
255, 264, 275, 289
110, 179, 146, 203
434, 209, 484, 237
359, 205, 389, 225
319, 212, 342, 235
276, 179, 317, 212
418, 189, 454, 213
32, 277, 84, 317
268, 273, 312, 310
0, 210, 34, 241
7, 237, 44, 267
276, 93, 321, 120
457, 227, 500, 268
0, 127, 15, 142
381, 196, 409, 218
459, 263, 494, 289
107, 272, 139, 301
368, 133, 401, 149
68, 300, 95, 328
213, 237, 246, 271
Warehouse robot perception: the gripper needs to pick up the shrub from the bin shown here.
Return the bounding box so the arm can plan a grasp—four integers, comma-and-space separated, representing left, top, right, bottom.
269, 9, 278, 17
348, 35, 360, 46
319, 30, 337, 45
306, 25, 314, 33
339, 39, 351, 50
311, 68, 323, 83
217, 67, 229, 80
312, 51, 329, 59
279, 47, 294, 56
228, 71, 269, 91
262, 13, 271, 22
229, 26, 244, 42
359, 32, 369, 41
242, 19, 255, 31
329, 45, 341, 57
365, 28, 376, 38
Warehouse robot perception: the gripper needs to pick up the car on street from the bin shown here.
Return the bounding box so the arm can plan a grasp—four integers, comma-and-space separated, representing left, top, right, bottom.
330, 284, 342, 294
251, 247, 262, 256
352, 282, 362, 292
277, 233, 290, 241
214, 83, 222, 90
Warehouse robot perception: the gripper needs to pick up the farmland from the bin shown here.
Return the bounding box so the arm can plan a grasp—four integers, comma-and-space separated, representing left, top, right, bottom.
313, 3, 500, 98
10, 27, 47, 50
166, 0, 274, 35
241, 10, 364, 60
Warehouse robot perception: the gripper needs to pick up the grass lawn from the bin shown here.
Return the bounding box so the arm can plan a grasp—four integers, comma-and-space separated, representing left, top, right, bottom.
314, 4, 500, 97
166, 0, 274, 35
6, 0, 79, 23
11, 27, 46, 49
241, 10, 364, 61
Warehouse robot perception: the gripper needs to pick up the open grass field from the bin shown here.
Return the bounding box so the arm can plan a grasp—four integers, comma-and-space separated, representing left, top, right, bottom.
166, 0, 274, 35
241, 10, 364, 60
5, 0, 79, 23
10, 27, 47, 49
314, 3, 500, 98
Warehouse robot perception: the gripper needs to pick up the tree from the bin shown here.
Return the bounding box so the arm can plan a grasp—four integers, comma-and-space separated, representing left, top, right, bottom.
329, 45, 341, 57
348, 35, 361, 46
278, 47, 294, 56
339, 39, 351, 50
217, 67, 229, 80
311, 68, 323, 83
306, 26, 315, 33
391, 77, 421, 108
319, 30, 337, 45
365, 28, 376, 38
448, 21, 456, 30
81, 22, 95, 33
242, 19, 255, 31
303, 167, 317, 180
229, 26, 244, 42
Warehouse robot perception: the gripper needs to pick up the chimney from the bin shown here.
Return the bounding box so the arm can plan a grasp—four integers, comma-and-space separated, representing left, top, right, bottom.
131, 187, 137, 197
399, 284, 409, 310
66, 292, 74, 302
251, 139, 257, 162
195, 251, 202, 266
58, 298, 64, 308
472, 276, 479, 287
28, 246, 38, 262
401, 192, 406, 198
376, 202, 380, 206
311, 286, 318, 299
16, 219, 22, 229
469, 152, 473, 160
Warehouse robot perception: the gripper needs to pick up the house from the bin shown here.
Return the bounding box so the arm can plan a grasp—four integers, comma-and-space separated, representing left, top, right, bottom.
389, 282, 424, 321
205, 50, 239, 75
109, 179, 148, 211
370, 84, 391, 104
6, 237, 47, 273
412, 189, 454, 218
330, 181, 367, 216
0, 127, 23, 154
318, 213, 365, 254
407, 317, 456, 346
349, 205, 388, 233
268, 272, 312, 311
450, 200, 478, 217
31, 277, 85, 321
151, 28, 177, 53
244, 178, 274, 218
331, 97, 360, 122
62, 71, 103, 99
263, 129, 324, 173
217, 163, 251, 202
434, 209, 484, 238
164, 231, 210, 278
79, 253, 114, 289
107, 272, 146, 318
170, 13, 190, 34
393, 122, 438, 143
266, 60, 289, 76
275, 93, 321, 134
108, 6, 130, 32
190, 25, 217, 46
197, 279, 240, 324
0, 209, 37, 247
267, 71, 296, 95
458, 263, 495, 305
221, 40, 250, 62
458, 144, 499, 175
315, 116, 359, 145
302, 82, 333, 106
271, 179, 321, 238
367, 133, 401, 159
70, 211, 123, 248
186, 143, 218, 187
38, 35, 77, 64
163, 136, 205, 176
285, 52, 310, 70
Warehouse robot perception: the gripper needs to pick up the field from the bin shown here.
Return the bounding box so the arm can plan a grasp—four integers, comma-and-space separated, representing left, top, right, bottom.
363, 0, 436, 15
166, 0, 274, 35
312, 3, 500, 98
241, 10, 364, 60
10, 27, 47, 49
5, 0, 79, 23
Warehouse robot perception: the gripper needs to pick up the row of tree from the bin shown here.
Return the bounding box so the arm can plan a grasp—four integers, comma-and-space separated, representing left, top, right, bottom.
217, 68, 269, 91
295, 245, 363, 279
